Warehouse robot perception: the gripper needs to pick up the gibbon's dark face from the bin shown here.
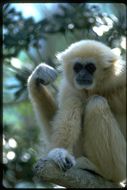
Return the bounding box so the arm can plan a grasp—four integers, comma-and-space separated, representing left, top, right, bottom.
73, 61, 96, 90
57, 40, 118, 90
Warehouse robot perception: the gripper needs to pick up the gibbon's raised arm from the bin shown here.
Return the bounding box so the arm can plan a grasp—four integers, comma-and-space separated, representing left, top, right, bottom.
27, 63, 57, 137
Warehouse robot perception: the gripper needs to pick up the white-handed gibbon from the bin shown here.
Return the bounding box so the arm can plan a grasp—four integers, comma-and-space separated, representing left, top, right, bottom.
27, 40, 126, 183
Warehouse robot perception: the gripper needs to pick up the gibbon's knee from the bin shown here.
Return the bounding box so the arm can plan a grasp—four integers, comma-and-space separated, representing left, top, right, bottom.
85, 95, 109, 114
84, 95, 117, 131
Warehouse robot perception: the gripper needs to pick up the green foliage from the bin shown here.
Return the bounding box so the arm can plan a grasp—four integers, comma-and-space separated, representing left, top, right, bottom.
3, 3, 126, 188
3, 3, 126, 103
3, 102, 39, 187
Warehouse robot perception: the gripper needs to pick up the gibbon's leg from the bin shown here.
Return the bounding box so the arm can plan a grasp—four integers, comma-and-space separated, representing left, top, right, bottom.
48, 98, 84, 171
83, 95, 126, 182
27, 63, 57, 137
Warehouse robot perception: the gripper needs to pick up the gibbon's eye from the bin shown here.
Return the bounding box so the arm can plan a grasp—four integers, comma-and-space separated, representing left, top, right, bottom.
73, 62, 83, 73
85, 63, 96, 74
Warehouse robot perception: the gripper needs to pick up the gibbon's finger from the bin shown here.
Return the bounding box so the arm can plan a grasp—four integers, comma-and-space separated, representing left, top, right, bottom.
57, 155, 75, 171
36, 63, 57, 85
40, 63, 57, 77
65, 157, 74, 169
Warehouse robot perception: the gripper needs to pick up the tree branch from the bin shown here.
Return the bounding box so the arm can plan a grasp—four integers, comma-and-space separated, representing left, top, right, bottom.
34, 156, 121, 188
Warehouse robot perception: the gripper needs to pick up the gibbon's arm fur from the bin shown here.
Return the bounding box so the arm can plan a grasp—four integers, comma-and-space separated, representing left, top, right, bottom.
27, 40, 126, 185
27, 63, 57, 138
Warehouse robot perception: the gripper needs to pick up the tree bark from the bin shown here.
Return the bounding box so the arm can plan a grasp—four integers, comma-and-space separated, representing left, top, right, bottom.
34, 156, 121, 188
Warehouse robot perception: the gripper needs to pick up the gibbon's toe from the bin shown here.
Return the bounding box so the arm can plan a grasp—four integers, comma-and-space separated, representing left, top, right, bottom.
48, 148, 76, 171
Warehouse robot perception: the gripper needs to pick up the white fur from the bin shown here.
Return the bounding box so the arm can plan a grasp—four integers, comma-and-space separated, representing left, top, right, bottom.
52, 40, 126, 182
28, 40, 126, 184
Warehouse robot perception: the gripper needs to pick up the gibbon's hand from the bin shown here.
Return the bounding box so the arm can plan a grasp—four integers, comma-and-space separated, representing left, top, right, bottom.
30, 63, 57, 86
48, 148, 76, 171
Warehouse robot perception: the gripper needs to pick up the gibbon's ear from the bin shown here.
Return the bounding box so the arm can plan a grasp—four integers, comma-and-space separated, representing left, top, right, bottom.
110, 48, 120, 61
105, 49, 119, 67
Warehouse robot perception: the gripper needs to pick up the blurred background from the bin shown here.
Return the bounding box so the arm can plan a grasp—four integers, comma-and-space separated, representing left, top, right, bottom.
2, 3, 126, 188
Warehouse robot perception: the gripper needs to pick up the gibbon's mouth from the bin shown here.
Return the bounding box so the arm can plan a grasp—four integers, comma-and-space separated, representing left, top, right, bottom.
74, 79, 95, 90
76, 79, 93, 85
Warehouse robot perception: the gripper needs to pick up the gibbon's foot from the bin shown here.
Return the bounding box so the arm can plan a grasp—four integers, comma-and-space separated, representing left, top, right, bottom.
48, 148, 76, 171
33, 157, 47, 176
29, 63, 57, 86
85, 95, 109, 113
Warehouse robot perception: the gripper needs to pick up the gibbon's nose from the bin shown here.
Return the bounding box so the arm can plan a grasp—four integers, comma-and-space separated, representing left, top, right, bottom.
78, 69, 93, 83
79, 70, 87, 78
